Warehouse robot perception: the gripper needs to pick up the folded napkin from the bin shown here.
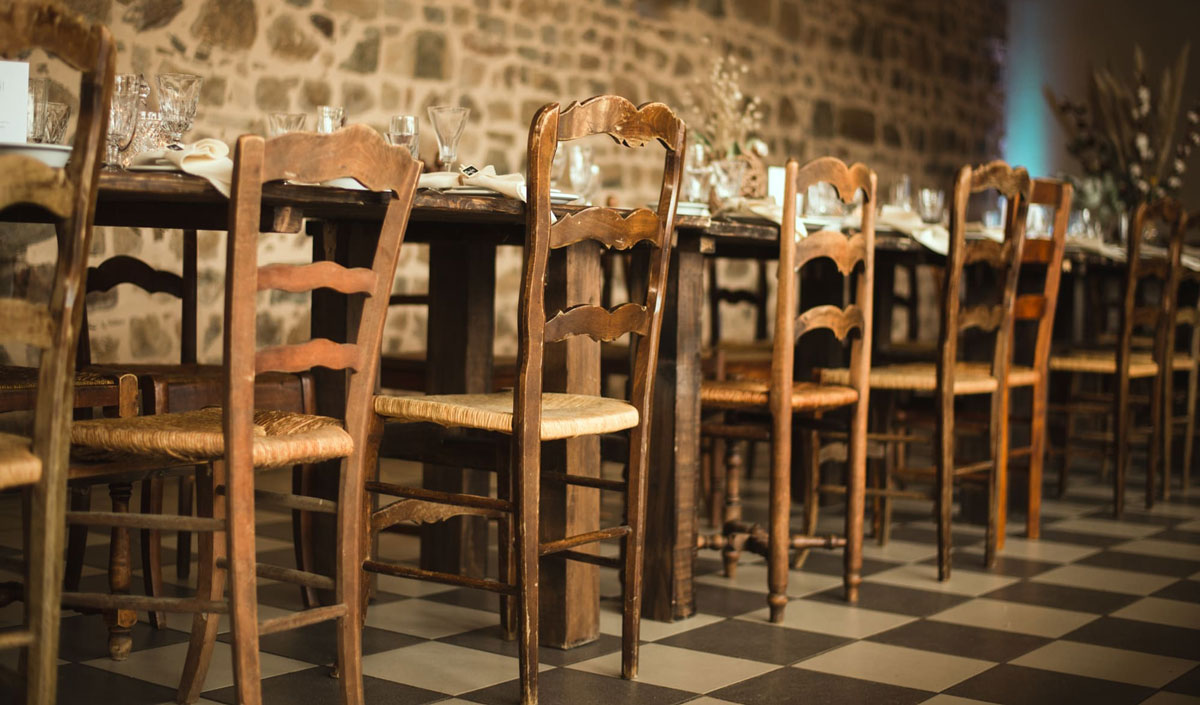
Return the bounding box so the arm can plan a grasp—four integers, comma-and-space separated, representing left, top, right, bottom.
716, 197, 808, 237
132, 139, 233, 197
1065, 236, 1127, 262
418, 165, 528, 202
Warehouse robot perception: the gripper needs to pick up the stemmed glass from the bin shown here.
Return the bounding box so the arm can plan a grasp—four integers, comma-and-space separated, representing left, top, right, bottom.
316, 105, 345, 134
387, 115, 419, 159
566, 144, 598, 204
105, 74, 141, 168
156, 73, 203, 148
268, 112, 307, 136
427, 105, 469, 171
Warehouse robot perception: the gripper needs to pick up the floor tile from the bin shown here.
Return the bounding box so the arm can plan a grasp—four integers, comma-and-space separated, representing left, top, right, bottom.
1010, 641, 1197, 688
439, 625, 623, 667
362, 641, 544, 695
364, 598, 498, 639
1153, 580, 1200, 604
656, 619, 851, 666
695, 563, 844, 597
918, 696, 1001, 705
860, 540, 939, 564
1179, 519, 1200, 532
933, 553, 1059, 579
1077, 549, 1200, 578
864, 564, 1020, 597
2, 662, 179, 705
796, 640, 993, 692
82, 640, 310, 692
739, 600, 915, 639
1111, 596, 1200, 629
885, 526, 983, 549
1138, 692, 1200, 705
216, 619, 423, 664
694, 582, 777, 618
1032, 564, 1180, 595
1047, 517, 1164, 539
200, 667, 445, 705
1167, 666, 1200, 697
1063, 616, 1200, 661
868, 619, 1051, 662
710, 666, 931, 705
460, 667, 696, 705
928, 597, 1097, 638
1112, 539, 1200, 562
55, 613, 190, 663
946, 663, 1153, 705
598, 605, 725, 641
808, 581, 970, 617
569, 642, 776, 693
683, 698, 743, 705
980, 579, 1140, 614
371, 573, 457, 597
1037, 528, 1127, 547
795, 549, 902, 578
965, 536, 1099, 563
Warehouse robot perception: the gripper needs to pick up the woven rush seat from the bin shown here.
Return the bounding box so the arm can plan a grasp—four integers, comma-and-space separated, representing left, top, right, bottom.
700, 379, 858, 411
1048, 350, 1187, 376
0, 364, 122, 390
0, 431, 40, 490
373, 391, 639, 440
70, 407, 352, 468
818, 361, 1038, 394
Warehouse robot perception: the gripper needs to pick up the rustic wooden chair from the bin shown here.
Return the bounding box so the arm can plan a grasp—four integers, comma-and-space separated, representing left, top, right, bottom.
1162, 214, 1200, 500
0, 3, 113, 703
1048, 198, 1188, 515
818, 161, 1031, 579
364, 96, 685, 705
696, 157, 876, 620
65, 124, 421, 705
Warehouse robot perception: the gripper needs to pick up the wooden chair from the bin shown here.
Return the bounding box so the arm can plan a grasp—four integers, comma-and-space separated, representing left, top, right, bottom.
65, 124, 421, 705
0, 4, 114, 703
363, 95, 685, 705
818, 161, 1031, 579
1048, 199, 1188, 515
696, 157, 876, 620
1162, 214, 1200, 499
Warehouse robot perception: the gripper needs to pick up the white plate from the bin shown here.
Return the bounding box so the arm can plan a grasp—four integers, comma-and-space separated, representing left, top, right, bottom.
0, 141, 71, 168
127, 163, 180, 172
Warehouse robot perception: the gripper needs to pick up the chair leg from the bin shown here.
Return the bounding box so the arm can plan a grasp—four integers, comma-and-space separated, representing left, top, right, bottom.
497, 449, 517, 641
724, 440, 744, 524
793, 427, 820, 571
291, 464, 319, 609
105, 482, 136, 660
767, 415, 790, 623
177, 464, 226, 704
1027, 381, 1046, 540
226, 461, 263, 705
515, 453, 539, 705
176, 473, 195, 580
936, 409, 953, 582
25, 478, 67, 705
1114, 377, 1130, 518
335, 465, 364, 705
622, 437, 652, 682
845, 399, 868, 604
140, 478, 166, 629
64, 485, 91, 592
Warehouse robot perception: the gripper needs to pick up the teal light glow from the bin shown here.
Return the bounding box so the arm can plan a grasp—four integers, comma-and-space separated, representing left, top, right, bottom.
1005, 1, 1049, 176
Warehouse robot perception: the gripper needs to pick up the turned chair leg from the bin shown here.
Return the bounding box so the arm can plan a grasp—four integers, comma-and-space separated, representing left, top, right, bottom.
291, 464, 320, 609
139, 477, 167, 629
621, 440, 651, 681
64, 485, 91, 592
177, 464, 226, 704
515, 457, 540, 705
176, 473, 195, 580
497, 451, 517, 641
105, 482, 137, 660
767, 416, 790, 623
793, 427, 821, 570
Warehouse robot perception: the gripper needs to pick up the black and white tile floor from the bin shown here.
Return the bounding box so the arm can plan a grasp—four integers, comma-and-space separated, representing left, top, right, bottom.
2, 461, 1198, 705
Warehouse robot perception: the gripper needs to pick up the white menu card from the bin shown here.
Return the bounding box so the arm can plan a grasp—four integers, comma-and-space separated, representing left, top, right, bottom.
0, 61, 30, 142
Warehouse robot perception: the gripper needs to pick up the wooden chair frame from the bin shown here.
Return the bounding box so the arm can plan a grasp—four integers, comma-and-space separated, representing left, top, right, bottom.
0, 3, 114, 703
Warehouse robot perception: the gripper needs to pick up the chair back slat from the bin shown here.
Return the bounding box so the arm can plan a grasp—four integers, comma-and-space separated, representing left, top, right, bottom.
256, 262, 377, 295
962, 239, 1015, 268
1015, 177, 1071, 383
793, 304, 865, 342
87, 255, 184, 296
555, 95, 682, 148
958, 304, 1006, 333
795, 230, 867, 274
0, 298, 55, 349
255, 340, 360, 375
550, 207, 662, 250
1013, 293, 1046, 321
0, 160, 75, 216
544, 303, 648, 343
258, 124, 415, 192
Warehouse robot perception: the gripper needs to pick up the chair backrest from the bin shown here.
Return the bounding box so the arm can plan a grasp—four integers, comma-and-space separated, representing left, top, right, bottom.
1013, 178, 1073, 379
519, 95, 685, 458
774, 157, 876, 408
1122, 198, 1188, 388
1177, 215, 1200, 365
707, 257, 769, 346
0, 2, 113, 466
224, 124, 421, 469
938, 161, 1032, 399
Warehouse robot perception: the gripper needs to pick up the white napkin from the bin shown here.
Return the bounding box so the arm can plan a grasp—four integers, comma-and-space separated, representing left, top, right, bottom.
132, 139, 234, 197
418, 165, 528, 202
717, 197, 808, 237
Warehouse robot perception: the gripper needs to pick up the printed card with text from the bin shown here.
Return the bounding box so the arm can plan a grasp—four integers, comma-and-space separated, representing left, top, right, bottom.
0, 61, 30, 143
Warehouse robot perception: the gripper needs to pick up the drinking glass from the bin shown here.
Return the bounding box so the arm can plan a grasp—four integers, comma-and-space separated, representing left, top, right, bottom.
711, 158, 747, 203
890, 173, 912, 211
682, 143, 712, 203
427, 105, 469, 171
806, 182, 841, 217
156, 73, 203, 146
128, 110, 167, 160
42, 101, 70, 144
106, 74, 141, 168
316, 105, 345, 134
387, 115, 419, 159
566, 144, 596, 203
917, 187, 945, 223
26, 77, 48, 143
268, 112, 306, 136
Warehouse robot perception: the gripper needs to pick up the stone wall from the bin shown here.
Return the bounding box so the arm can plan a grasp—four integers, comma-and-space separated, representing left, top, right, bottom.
3, 0, 1007, 365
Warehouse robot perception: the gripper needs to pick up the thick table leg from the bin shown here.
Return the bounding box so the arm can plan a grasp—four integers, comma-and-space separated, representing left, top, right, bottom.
643, 235, 702, 622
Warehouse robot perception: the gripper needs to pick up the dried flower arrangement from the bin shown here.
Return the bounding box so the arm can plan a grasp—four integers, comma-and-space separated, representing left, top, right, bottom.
1044, 44, 1198, 211
682, 44, 765, 160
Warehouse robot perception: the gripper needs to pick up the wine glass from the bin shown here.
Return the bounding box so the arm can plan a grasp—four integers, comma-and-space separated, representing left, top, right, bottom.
890, 173, 913, 211
316, 105, 345, 134
682, 143, 712, 204
566, 144, 596, 204
105, 74, 141, 168
917, 188, 945, 224
710, 158, 747, 203
42, 102, 70, 144
268, 112, 307, 136
156, 73, 203, 147
427, 105, 469, 171
387, 115, 419, 159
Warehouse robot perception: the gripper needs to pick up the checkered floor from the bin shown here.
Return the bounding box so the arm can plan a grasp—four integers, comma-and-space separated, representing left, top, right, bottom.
1, 460, 1198, 705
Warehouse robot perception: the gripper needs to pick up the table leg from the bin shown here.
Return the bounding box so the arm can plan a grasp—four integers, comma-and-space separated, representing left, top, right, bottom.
419, 239, 496, 578
643, 235, 702, 622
